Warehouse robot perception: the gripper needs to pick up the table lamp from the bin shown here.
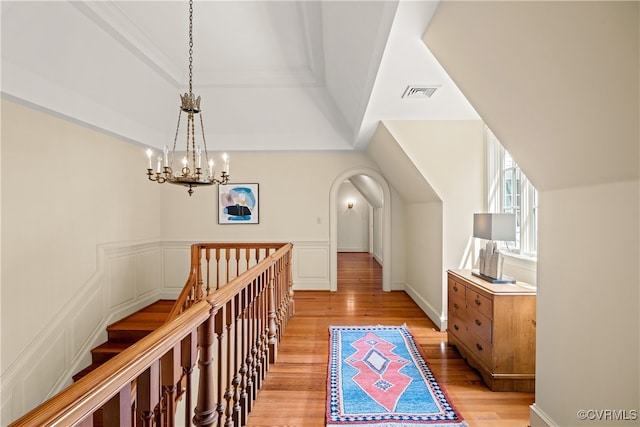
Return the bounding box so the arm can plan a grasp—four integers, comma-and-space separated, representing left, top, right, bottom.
472, 213, 516, 284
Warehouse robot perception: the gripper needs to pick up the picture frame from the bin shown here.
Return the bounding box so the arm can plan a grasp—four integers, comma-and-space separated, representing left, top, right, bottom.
218, 183, 259, 224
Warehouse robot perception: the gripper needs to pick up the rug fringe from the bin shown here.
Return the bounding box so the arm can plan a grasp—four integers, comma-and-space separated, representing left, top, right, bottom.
327, 423, 469, 427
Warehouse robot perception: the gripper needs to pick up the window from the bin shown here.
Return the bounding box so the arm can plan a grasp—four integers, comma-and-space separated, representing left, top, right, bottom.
486, 127, 538, 256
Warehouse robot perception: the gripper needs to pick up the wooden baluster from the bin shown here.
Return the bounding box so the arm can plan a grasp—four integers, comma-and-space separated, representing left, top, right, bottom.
182, 330, 198, 427
215, 247, 221, 290
205, 247, 212, 296
224, 299, 235, 427
193, 245, 203, 301
137, 361, 160, 427
248, 278, 258, 403
235, 247, 241, 278
225, 247, 231, 285
267, 264, 278, 364
254, 274, 264, 392
245, 247, 251, 272
193, 304, 219, 427
287, 250, 295, 319
215, 306, 226, 426
259, 270, 269, 380
103, 383, 132, 427
161, 344, 182, 427
239, 286, 250, 426
232, 293, 244, 426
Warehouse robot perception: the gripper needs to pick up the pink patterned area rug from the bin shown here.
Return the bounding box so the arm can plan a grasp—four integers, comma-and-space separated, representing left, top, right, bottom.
327, 325, 468, 427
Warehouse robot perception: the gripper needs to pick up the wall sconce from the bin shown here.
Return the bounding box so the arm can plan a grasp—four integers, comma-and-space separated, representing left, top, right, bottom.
347, 200, 354, 209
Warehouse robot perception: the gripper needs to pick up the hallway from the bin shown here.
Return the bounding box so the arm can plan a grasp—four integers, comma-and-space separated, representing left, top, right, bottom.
245, 252, 534, 427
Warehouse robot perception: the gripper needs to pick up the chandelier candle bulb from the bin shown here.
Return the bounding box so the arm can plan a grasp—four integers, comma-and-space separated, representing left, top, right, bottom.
163, 145, 169, 167
146, 149, 153, 169
156, 156, 162, 174
222, 153, 229, 174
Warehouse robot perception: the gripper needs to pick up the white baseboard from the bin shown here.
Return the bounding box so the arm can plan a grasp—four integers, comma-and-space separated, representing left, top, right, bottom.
530, 403, 557, 427
403, 282, 445, 331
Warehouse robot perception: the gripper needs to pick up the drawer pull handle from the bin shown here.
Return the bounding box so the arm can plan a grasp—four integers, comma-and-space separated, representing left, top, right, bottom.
475, 319, 481, 326
476, 343, 483, 351
454, 303, 459, 310
454, 324, 459, 331
453, 285, 458, 292
475, 299, 481, 306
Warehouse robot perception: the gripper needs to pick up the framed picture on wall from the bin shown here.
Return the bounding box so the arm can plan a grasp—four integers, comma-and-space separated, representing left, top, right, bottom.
218, 183, 259, 224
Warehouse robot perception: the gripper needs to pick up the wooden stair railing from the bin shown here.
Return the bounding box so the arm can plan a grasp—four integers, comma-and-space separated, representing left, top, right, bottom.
9, 242, 294, 427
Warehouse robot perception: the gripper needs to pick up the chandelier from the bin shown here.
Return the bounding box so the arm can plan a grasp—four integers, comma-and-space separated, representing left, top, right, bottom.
146, 0, 229, 196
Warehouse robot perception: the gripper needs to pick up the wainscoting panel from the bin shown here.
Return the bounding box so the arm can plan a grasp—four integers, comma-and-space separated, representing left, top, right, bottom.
1, 239, 323, 424
0, 240, 165, 425
70, 285, 104, 357
162, 242, 192, 293
21, 330, 67, 420
109, 254, 137, 307
292, 241, 330, 290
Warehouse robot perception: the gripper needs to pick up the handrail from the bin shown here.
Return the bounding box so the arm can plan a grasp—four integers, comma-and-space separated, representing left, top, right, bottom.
9, 300, 212, 427
9, 242, 294, 427
167, 242, 290, 321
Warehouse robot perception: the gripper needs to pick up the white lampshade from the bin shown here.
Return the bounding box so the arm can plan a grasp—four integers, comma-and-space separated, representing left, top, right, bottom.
473, 213, 516, 241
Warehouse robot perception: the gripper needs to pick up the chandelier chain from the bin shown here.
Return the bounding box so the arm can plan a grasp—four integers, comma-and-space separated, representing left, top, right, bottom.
188, 0, 194, 95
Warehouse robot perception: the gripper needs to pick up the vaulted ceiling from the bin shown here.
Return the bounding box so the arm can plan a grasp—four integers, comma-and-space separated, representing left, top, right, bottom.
1, 1, 478, 153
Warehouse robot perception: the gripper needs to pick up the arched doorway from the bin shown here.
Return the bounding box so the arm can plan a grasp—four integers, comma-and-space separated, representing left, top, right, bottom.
329, 168, 391, 292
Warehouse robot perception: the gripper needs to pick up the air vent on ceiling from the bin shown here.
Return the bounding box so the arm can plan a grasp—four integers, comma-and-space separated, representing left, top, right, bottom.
402, 85, 440, 99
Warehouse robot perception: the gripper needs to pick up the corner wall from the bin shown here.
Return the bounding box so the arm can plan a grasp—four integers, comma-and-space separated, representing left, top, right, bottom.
0, 99, 163, 424
368, 120, 484, 329
533, 180, 639, 426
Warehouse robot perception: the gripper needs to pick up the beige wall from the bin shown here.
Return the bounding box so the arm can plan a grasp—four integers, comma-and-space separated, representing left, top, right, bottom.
381, 120, 485, 328
1, 100, 163, 422
0, 100, 400, 422
158, 150, 377, 241
423, 2, 639, 425
337, 181, 369, 252
534, 180, 639, 426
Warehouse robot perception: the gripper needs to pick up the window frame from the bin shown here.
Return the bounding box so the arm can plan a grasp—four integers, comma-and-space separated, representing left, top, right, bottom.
485, 127, 538, 257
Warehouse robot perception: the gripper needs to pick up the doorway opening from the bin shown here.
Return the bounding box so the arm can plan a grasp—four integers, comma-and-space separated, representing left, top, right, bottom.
329, 168, 391, 292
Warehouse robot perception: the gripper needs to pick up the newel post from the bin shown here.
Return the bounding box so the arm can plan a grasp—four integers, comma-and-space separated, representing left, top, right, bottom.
193, 302, 219, 427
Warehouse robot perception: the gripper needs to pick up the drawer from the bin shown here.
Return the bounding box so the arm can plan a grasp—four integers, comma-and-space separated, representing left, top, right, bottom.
468, 333, 493, 369
447, 313, 469, 341
466, 290, 493, 319
448, 277, 466, 300
468, 310, 492, 343
448, 296, 466, 319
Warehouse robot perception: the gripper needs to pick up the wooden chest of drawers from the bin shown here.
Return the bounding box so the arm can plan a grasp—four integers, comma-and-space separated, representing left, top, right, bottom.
447, 269, 536, 392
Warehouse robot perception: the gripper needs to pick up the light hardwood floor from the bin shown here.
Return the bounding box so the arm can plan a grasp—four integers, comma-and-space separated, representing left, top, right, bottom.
245, 252, 534, 427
